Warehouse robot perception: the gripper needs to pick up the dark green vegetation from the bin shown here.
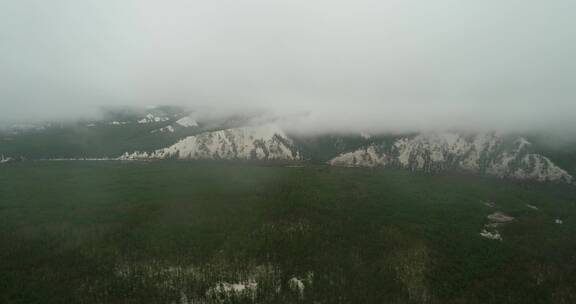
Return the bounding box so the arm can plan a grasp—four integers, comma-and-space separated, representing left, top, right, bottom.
292, 133, 411, 162
0, 106, 269, 161
1, 161, 576, 303
0, 106, 198, 159
0, 123, 188, 159
530, 136, 576, 178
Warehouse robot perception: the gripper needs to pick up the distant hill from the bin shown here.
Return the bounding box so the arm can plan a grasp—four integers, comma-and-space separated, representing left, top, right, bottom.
1, 106, 575, 184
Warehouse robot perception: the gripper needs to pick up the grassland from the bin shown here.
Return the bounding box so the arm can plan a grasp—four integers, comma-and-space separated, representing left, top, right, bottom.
1, 161, 575, 303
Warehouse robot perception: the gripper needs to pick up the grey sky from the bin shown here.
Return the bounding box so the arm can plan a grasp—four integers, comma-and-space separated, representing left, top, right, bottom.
1, 0, 575, 134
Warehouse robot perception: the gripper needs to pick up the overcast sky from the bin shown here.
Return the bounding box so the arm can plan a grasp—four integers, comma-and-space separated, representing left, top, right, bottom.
1, 0, 575, 134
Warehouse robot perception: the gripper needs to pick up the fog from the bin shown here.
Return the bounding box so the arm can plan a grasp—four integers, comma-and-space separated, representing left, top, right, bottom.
1, 0, 575, 135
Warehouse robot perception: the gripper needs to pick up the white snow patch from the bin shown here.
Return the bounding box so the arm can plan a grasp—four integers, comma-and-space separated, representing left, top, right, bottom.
206, 281, 257, 302
480, 229, 502, 241
487, 212, 515, 223
1, 155, 14, 164
480, 211, 515, 241
288, 277, 305, 299
138, 113, 170, 124
151, 125, 175, 133
483, 201, 496, 208
176, 116, 199, 127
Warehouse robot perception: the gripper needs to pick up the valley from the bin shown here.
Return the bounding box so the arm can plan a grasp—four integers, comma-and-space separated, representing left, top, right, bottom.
1, 161, 575, 303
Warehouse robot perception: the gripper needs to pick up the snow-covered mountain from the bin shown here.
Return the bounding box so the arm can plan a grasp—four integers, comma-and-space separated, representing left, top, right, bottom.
2, 104, 575, 184
120, 125, 301, 161
329, 133, 573, 183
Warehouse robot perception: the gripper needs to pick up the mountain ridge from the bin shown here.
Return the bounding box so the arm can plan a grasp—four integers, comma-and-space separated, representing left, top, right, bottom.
119, 125, 301, 161
329, 132, 573, 183
1, 107, 574, 184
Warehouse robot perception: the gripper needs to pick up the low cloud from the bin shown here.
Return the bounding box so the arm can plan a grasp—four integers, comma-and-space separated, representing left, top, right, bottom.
1, 0, 575, 136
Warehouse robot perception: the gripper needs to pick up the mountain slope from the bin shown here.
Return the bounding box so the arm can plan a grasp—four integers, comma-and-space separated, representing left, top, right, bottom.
119, 125, 301, 161
329, 133, 573, 183
2, 106, 575, 184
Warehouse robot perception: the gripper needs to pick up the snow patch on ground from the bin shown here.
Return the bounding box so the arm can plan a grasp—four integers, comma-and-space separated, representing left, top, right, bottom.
107, 262, 315, 303
483, 201, 496, 208
206, 280, 258, 302
480, 229, 502, 241
487, 212, 515, 223
138, 113, 170, 124
175, 116, 199, 128
288, 277, 305, 299
480, 211, 515, 241
151, 125, 175, 133
0, 155, 13, 164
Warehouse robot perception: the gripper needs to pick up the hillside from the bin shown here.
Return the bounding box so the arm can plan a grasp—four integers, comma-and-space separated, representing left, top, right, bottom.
329, 133, 573, 183
119, 125, 301, 161
2, 108, 576, 184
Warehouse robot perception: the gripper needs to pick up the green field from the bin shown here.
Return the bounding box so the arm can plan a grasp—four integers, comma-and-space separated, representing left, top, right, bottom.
1, 161, 575, 303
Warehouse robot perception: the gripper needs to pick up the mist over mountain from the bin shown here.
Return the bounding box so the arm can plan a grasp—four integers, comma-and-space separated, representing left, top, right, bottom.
4, 3, 576, 302
2, 0, 576, 180
0, 105, 574, 185
1, 1, 576, 137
